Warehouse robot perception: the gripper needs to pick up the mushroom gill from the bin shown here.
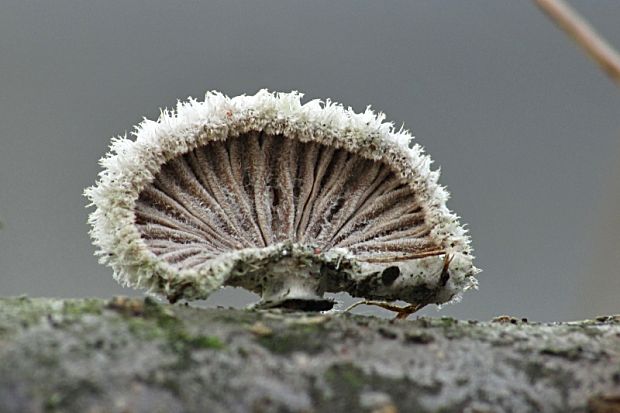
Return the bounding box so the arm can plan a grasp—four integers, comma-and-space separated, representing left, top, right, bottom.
135, 133, 441, 272
85, 90, 478, 311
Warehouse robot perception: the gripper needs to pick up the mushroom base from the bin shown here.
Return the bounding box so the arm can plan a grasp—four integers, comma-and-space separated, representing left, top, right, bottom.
252, 268, 334, 311
158, 243, 475, 310
227, 253, 335, 311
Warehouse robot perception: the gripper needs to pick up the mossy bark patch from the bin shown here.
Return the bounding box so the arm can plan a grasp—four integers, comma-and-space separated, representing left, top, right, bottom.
0, 297, 619, 413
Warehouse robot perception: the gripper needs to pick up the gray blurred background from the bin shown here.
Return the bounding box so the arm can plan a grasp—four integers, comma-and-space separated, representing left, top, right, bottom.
1, 1, 618, 321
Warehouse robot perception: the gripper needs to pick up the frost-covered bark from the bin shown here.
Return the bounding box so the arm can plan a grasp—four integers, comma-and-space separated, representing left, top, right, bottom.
0, 297, 619, 413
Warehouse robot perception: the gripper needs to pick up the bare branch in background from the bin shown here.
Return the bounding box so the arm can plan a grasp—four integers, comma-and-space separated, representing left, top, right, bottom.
535, 0, 620, 87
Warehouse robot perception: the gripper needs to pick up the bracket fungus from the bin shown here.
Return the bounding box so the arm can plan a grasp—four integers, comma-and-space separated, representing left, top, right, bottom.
85, 90, 478, 312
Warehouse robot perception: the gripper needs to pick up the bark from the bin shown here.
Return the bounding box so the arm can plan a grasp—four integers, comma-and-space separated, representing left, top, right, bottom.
0, 297, 619, 413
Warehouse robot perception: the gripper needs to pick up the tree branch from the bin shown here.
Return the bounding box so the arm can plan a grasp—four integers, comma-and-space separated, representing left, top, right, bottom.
535, 0, 620, 86
1, 297, 619, 412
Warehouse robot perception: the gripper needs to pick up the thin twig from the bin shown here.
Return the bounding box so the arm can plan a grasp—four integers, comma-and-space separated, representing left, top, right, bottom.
344, 300, 426, 320
534, 0, 620, 86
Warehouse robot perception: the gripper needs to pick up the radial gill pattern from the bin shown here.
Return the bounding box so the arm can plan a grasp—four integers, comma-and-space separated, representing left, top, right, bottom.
86, 90, 478, 308
135, 132, 442, 272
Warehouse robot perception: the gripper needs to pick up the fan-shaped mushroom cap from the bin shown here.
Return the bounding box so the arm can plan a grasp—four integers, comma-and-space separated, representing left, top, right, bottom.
85, 90, 478, 310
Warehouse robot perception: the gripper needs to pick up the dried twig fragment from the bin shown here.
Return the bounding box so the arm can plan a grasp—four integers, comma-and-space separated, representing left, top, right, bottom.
535, 0, 620, 86
85, 90, 478, 310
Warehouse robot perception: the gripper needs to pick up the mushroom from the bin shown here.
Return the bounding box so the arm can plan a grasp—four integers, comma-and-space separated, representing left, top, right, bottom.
85, 90, 478, 313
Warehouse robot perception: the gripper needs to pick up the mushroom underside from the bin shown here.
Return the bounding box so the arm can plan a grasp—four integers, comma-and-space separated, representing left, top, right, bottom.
134, 132, 447, 309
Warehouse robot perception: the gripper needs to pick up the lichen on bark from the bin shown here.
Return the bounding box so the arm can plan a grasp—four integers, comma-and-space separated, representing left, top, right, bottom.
0, 297, 619, 413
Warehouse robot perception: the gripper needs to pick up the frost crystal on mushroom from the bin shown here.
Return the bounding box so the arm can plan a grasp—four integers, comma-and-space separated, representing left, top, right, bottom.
85, 90, 478, 311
